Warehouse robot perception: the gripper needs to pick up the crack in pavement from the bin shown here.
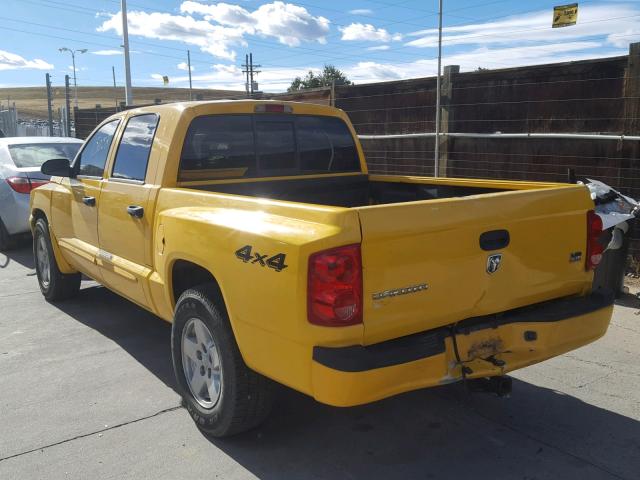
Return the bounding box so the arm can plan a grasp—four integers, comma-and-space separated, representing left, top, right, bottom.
0, 290, 41, 299
0, 404, 184, 463
610, 322, 640, 335
564, 354, 616, 370
436, 391, 631, 480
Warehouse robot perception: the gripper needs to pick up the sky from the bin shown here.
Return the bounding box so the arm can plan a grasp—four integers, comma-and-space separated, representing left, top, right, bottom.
0, 0, 639, 92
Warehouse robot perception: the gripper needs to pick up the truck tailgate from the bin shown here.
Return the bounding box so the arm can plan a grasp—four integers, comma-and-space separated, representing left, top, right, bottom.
356, 185, 595, 344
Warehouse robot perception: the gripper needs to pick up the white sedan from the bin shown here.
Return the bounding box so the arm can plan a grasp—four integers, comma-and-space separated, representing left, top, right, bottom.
0, 137, 83, 250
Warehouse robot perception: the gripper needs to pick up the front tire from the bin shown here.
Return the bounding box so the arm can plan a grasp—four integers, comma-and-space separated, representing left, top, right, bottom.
33, 218, 81, 301
171, 285, 275, 437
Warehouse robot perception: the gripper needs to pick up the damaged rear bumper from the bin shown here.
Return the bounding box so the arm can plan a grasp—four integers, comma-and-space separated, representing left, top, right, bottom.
310, 290, 614, 406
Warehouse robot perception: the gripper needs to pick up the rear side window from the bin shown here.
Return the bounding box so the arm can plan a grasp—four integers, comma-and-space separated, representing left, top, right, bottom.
179, 115, 255, 180
76, 119, 119, 177
8, 143, 81, 168
179, 114, 360, 181
297, 116, 359, 172
112, 114, 159, 182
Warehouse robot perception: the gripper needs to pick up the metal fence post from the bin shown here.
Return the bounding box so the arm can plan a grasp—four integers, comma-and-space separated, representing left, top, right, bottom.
438, 65, 459, 177
624, 42, 640, 135
45, 73, 54, 136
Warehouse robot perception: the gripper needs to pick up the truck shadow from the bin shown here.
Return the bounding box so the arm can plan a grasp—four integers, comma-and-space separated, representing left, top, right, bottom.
615, 292, 640, 309
0, 240, 35, 270
51, 282, 177, 393
214, 380, 640, 479
51, 279, 639, 480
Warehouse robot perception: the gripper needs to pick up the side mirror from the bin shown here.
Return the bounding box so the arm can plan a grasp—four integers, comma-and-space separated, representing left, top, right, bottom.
41, 158, 72, 177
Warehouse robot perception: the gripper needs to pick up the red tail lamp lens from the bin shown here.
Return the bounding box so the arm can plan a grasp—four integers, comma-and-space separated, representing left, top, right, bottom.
307, 244, 362, 326
586, 210, 604, 270
5, 177, 48, 194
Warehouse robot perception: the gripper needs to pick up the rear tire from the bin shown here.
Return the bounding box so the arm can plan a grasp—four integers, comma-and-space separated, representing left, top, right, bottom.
171, 285, 276, 437
0, 218, 15, 252
33, 218, 81, 301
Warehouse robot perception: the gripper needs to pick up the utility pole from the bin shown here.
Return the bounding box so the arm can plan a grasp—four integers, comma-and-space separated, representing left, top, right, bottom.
112, 66, 118, 109
187, 50, 193, 100
250, 53, 255, 95
71, 51, 78, 109
45, 73, 54, 136
121, 0, 133, 106
242, 53, 261, 96
433, 0, 443, 178
249, 53, 261, 95
242, 54, 250, 97
64, 74, 71, 137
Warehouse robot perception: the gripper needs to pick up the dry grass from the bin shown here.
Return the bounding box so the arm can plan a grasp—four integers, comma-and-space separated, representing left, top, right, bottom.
0, 86, 245, 119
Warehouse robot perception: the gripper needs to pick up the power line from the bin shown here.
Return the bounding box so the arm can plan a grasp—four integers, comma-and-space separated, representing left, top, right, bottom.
11, 1, 633, 77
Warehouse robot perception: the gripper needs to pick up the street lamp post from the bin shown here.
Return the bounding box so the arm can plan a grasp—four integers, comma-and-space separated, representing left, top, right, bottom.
59, 47, 87, 109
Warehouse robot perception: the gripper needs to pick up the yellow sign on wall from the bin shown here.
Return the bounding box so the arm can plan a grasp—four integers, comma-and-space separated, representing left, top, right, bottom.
553, 3, 578, 28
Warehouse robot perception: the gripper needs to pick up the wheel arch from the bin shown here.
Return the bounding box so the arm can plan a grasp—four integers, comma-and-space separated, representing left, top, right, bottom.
168, 258, 251, 360
170, 258, 225, 310
31, 208, 76, 274
31, 207, 47, 228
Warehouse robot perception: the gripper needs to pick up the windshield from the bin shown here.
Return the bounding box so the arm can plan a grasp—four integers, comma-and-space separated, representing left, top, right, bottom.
8, 143, 81, 168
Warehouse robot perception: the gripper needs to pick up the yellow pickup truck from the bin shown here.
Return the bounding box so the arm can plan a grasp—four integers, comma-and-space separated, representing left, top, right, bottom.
31, 100, 614, 437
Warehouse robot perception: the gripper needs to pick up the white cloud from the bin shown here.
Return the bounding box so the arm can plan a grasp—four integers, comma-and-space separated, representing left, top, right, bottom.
346, 41, 625, 84
349, 9, 373, 15
349, 61, 402, 81
251, 2, 330, 46
91, 49, 122, 56
98, 10, 245, 61
0, 50, 52, 71
68, 65, 88, 72
177, 62, 194, 71
340, 23, 402, 42
367, 45, 390, 51
406, 4, 640, 49
181, 1, 254, 26
98, 2, 330, 61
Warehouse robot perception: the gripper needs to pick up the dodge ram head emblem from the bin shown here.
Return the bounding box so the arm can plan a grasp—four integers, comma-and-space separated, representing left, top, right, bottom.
486, 254, 502, 274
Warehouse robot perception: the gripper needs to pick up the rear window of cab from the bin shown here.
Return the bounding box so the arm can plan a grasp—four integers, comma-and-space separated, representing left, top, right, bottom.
178, 114, 360, 181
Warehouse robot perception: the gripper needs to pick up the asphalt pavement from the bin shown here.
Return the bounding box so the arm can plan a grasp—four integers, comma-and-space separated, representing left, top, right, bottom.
1, 243, 639, 480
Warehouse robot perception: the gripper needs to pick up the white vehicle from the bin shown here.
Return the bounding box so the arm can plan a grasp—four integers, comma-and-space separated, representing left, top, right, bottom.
0, 137, 82, 250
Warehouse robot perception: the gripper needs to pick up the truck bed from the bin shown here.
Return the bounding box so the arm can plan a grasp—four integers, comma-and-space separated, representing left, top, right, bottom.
187, 173, 515, 208
184, 173, 594, 344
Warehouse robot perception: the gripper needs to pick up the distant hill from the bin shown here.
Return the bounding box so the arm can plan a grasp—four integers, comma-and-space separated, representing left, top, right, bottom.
0, 86, 246, 120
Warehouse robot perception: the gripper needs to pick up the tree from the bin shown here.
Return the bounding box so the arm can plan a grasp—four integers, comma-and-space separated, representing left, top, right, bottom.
288, 65, 352, 92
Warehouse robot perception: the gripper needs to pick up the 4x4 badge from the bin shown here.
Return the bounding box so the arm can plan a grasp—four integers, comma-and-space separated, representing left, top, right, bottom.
486, 254, 502, 274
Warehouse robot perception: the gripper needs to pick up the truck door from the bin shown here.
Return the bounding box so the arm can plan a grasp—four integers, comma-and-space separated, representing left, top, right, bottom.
50, 119, 121, 280
97, 113, 159, 306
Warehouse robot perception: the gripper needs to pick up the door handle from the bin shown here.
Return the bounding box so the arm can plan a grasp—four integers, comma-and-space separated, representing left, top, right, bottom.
127, 205, 144, 219
82, 196, 96, 206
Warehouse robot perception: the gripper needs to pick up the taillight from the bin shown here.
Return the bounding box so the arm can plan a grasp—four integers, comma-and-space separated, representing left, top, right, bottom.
586, 210, 604, 270
307, 244, 363, 327
5, 177, 48, 194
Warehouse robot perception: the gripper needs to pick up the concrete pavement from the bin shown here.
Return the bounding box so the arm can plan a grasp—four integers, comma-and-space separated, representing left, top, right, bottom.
1, 243, 639, 479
